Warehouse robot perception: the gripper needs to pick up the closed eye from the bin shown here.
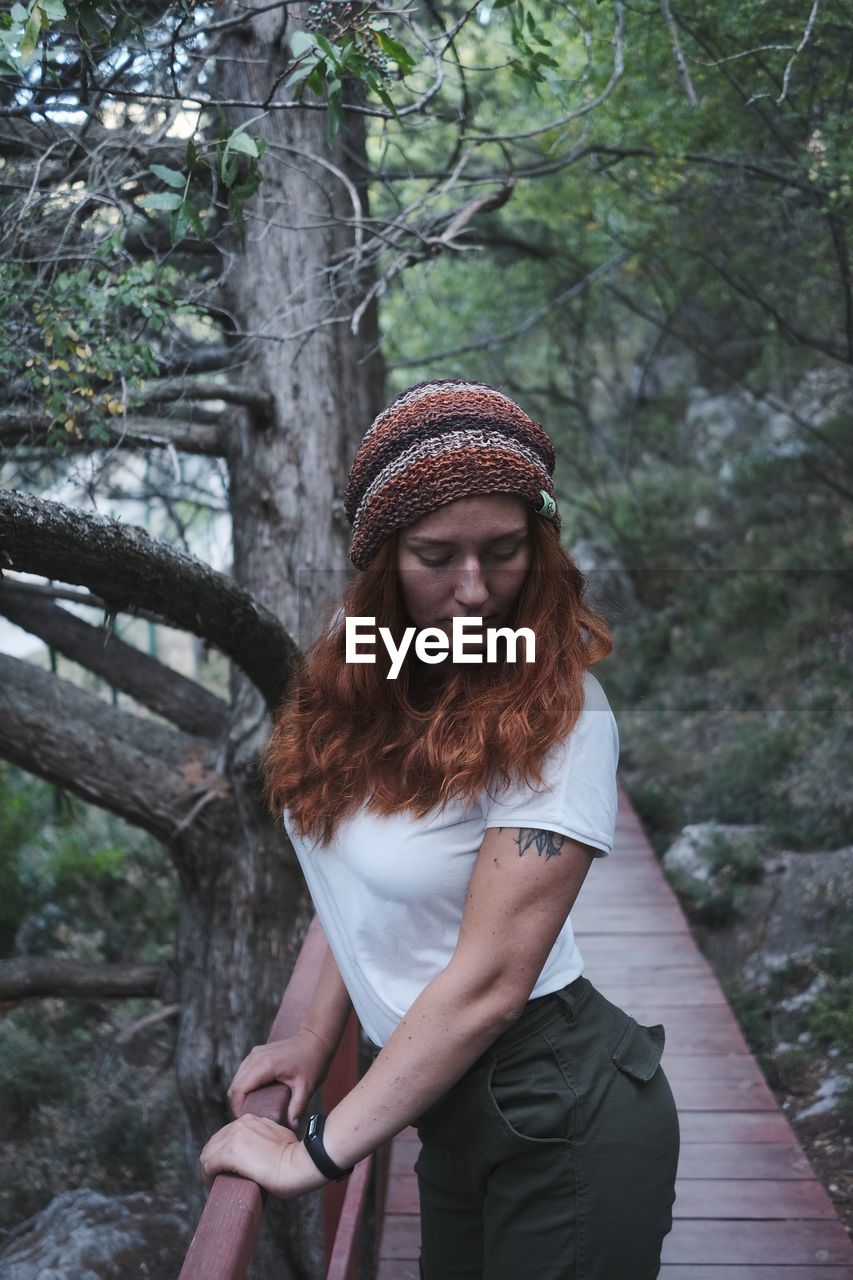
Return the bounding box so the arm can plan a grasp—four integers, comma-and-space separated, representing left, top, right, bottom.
418, 545, 522, 568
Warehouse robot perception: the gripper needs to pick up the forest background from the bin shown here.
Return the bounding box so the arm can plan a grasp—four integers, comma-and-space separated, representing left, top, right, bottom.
0, 0, 851, 1275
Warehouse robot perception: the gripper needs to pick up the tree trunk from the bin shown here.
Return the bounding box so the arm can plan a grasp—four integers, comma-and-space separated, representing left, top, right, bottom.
173, 7, 385, 1276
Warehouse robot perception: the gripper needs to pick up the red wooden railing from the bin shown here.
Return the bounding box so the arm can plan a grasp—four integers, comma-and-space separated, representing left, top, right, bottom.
178, 917, 388, 1280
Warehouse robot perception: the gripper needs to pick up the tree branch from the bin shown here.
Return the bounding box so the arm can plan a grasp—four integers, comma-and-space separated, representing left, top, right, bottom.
0, 585, 227, 738
0, 652, 231, 843
136, 380, 274, 421
0, 412, 227, 457
0, 957, 176, 1002
0, 489, 300, 709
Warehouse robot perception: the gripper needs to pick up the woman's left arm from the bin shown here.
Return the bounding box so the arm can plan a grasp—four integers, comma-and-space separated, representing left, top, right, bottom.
200, 825, 596, 1194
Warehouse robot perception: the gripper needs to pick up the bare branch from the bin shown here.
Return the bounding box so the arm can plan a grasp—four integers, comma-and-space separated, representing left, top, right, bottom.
0, 412, 228, 457
0, 585, 227, 738
462, 1, 624, 144
659, 0, 699, 106
350, 173, 516, 335
0, 489, 300, 709
746, 0, 821, 106
0, 957, 175, 1002
386, 251, 630, 368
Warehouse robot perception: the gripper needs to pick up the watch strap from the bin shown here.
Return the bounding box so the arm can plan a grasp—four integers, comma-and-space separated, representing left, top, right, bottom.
303, 1113, 354, 1182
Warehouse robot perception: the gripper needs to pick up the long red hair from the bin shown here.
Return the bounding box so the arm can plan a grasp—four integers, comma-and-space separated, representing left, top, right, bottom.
262, 511, 613, 844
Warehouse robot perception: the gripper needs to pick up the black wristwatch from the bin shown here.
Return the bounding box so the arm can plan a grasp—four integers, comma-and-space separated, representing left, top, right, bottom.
303, 1113, 354, 1182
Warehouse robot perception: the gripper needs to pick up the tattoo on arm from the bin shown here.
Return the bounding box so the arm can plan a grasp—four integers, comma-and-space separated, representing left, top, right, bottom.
497, 827, 566, 861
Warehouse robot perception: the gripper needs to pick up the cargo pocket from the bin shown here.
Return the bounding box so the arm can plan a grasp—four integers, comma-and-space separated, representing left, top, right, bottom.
611, 1017, 665, 1082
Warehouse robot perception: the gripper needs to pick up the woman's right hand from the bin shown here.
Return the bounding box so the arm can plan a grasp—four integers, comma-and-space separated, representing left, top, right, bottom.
227, 1027, 333, 1129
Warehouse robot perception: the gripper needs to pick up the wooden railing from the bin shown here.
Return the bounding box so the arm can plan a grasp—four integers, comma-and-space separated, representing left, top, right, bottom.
178, 917, 388, 1280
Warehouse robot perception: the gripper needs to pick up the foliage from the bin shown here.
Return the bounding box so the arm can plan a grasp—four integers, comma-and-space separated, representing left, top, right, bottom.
3, 252, 203, 445
0, 998, 183, 1229
807, 930, 853, 1056
0, 762, 177, 963
0, 766, 181, 1229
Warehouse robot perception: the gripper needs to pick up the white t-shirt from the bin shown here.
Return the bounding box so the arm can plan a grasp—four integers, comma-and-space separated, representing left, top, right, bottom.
283, 670, 619, 1047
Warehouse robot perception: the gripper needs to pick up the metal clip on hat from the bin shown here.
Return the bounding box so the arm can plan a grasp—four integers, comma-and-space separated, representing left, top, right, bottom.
533, 489, 557, 520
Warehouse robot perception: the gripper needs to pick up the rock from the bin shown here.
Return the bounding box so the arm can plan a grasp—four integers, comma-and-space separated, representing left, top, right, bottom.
662, 825, 853, 989
780, 974, 830, 1013
655, 824, 763, 896
796, 1072, 853, 1122
0, 1188, 189, 1279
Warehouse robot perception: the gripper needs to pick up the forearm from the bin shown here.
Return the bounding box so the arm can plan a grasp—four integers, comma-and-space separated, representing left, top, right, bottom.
300, 943, 353, 1071
321, 964, 522, 1169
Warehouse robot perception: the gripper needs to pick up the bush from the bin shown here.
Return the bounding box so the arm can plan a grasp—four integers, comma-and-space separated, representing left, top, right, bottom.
0, 1000, 183, 1231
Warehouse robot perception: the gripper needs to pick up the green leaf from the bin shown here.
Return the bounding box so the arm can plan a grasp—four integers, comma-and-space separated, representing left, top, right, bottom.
306, 65, 326, 96
231, 170, 262, 200
289, 28, 316, 58
148, 163, 185, 189
226, 131, 258, 159
170, 205, 189, 244
314, 33, 336, 60
376, 85, 400, 123
139, 191, 183, 212
375, 30, 415, 75
284, 59, 317, 90
19, 4, 43, 66
326, 93, 342, 145
221, 114, 266, 180
185, 202, 205, 239
185, 137, 197, 170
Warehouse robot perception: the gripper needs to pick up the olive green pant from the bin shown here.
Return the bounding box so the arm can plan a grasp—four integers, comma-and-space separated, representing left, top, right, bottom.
412, 975, 680, 1280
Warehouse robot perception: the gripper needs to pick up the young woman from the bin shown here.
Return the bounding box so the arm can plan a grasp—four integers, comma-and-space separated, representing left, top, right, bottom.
200, 380, 680, 1280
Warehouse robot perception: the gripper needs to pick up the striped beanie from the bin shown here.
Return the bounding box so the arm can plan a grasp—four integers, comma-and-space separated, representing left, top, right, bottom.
344, 379, 561, 570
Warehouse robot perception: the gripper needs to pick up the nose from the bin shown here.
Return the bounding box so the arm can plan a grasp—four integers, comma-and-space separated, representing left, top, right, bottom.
453, 560, 490, 612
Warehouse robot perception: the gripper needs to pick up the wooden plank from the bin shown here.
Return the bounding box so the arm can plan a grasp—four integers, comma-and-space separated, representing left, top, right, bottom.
599, 979, 728, 1006
378, 1213, 422, 1261
670, 1076, 778, 1111
675, 1143, 815, 1180
659, 1269, 853, 1279
385, 1174, 419, 1215
662, 1054, 768, 1082
587, 959, 714, 978
661, 1219, 853, 1265
389, 1138, 420, 1178
673, 1179, 838, 1219
571, 906, 690, 931
679, 1111, 795, 1143
578, 934, 707, 961
376, 1263, 421, 1280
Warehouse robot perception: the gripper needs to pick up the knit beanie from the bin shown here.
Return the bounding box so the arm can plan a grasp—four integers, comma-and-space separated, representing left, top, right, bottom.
344, 379, 561, 570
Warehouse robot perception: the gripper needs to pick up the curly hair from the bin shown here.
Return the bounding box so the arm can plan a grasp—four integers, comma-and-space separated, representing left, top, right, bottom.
262, 511, 613, 845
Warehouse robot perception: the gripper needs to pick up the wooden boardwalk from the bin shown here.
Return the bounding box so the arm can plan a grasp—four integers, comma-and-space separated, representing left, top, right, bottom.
376, 786, 853, 1279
